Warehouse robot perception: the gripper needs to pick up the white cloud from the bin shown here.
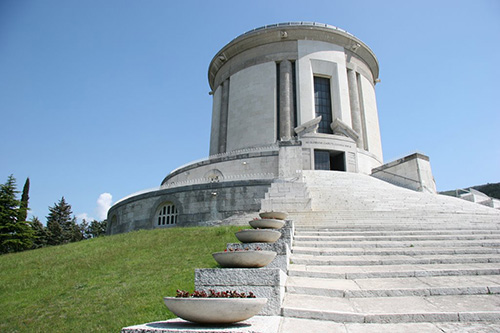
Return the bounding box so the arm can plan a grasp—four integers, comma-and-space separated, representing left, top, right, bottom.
77, 193, 113, 223
77, 212, 93, 222
96, 193, 112, 220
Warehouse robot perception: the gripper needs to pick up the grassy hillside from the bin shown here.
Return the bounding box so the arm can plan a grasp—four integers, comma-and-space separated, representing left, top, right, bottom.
0, 226, 243, 332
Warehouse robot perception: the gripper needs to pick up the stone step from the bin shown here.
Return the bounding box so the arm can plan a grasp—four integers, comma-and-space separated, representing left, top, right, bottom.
290, 217, 500, 224
294, 230, 500, 236
290, 215, 500, 223
282, 293, 500, 323
294, 234, 500, 242
288, 263, 500, 279
294, 225, 500, 231
294, 226, 500, 232
279, 317, 500, 333
285, 275, 500, 298
292, 246, 500, 256
290, 253, 500, 266
293, 240, 500, 248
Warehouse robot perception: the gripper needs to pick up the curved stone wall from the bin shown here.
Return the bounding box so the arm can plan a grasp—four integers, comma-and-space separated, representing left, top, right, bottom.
208, 22, 383, 169
107, 180, 272, 235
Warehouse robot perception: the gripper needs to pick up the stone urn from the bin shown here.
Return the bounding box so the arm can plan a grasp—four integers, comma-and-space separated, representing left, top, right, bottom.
249, 219, 285, 230
235, 229, 281, 243
212, 250, 276, 268
259, 211, 287, 220
163, 297, 267, 324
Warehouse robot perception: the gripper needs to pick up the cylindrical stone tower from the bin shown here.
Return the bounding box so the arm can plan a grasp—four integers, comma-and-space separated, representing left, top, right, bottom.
107, 22, 388, 236
208, 22, 383, 174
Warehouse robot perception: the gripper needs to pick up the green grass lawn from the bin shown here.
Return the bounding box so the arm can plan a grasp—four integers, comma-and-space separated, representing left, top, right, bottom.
0, 225, 243, 332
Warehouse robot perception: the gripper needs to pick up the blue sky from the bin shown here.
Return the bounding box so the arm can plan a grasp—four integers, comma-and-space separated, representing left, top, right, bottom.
1, 0, 499, 223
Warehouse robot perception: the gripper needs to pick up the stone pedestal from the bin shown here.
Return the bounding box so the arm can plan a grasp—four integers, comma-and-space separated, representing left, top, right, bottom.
278, 142, 302, 180
226, 220, 293, 272
279, 220, 294, 249
225, 242, 290, 272
195, 268, 287, 316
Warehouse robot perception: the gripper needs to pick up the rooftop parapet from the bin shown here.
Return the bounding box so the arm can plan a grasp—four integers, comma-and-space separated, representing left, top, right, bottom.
208, 21, 379, 90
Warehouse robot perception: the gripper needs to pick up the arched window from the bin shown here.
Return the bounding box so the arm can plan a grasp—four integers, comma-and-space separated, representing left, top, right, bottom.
156, 202, 178, 226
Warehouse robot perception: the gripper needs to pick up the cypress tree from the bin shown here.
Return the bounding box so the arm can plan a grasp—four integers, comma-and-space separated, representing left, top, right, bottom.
0, 175, 34, 253
18, 177, 30, 222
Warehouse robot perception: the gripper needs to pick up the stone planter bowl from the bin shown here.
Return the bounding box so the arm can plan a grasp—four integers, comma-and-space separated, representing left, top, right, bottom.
163, 297, 267, 324
235, 229, 281, 243
249, 219, 285, 230
212, 250, 276, 268
259, 212, 287, 220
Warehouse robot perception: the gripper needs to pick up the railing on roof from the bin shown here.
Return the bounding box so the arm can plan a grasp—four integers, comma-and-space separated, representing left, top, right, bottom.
235, 22, 352, 41
113, 187, 160, 206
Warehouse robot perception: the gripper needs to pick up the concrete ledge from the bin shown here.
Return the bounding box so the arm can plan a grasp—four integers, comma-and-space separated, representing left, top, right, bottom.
196, 268, 287, 286
163, 150, 279, 185
195, 268, 287, 316
121, 316, 281, 333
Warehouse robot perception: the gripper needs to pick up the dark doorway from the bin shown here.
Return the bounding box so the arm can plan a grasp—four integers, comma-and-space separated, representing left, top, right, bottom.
314, 150, 346, 171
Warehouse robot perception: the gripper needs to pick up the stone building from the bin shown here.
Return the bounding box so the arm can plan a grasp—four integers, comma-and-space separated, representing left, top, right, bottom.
107, 22, 437, 235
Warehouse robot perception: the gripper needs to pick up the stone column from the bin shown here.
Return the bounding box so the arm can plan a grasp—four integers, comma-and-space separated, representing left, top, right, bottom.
218, 78, 229, 154
347, 69, 363, 148
279, 60, 293, 141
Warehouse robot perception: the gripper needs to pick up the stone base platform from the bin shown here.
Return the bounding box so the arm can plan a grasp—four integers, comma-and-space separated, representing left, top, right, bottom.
121, 316, 281, 333
195, 268, 287, 316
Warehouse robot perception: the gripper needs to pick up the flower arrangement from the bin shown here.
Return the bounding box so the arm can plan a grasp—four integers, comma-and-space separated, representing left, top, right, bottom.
176, 289, 256, 298
224, 246, 262, 252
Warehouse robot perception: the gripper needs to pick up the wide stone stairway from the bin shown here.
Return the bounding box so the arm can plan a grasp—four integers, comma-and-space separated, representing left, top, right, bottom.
279, 226, 500, 331
265, 171, 500, 332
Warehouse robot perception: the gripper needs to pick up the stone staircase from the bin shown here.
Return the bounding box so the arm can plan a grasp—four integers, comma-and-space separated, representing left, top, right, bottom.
283, 170, 500, 226
272, 171, 500, 331
261, 181, 312, 213
280, 226, 500, 331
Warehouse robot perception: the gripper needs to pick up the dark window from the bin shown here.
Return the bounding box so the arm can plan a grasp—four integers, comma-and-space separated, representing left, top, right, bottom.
314, 150, 331, 170
314, 150, 346, 171
314, 77, 333, 134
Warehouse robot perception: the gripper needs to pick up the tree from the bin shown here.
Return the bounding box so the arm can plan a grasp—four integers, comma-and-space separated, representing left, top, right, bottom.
88, 219, 107, 238
31, 216, 48, 248
80, 219, 91, 239
18, 177, 30, 222
0, 175, 34, 253
46, 197, 81, 245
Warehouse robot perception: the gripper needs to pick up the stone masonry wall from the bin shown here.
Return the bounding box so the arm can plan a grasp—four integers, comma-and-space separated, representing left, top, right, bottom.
107, 180, 272, 235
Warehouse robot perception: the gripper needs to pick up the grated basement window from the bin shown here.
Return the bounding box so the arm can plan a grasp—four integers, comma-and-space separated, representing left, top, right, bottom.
157, 203, 178, 226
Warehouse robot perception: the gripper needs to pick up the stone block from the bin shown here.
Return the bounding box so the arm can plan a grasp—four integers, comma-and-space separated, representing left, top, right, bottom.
458, 311, 500, 322
364, 312, 459, 323
225, 243, 290, 272
279, 220, 294, 249
195, 268, 287, 316
430, 287, 489, 296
